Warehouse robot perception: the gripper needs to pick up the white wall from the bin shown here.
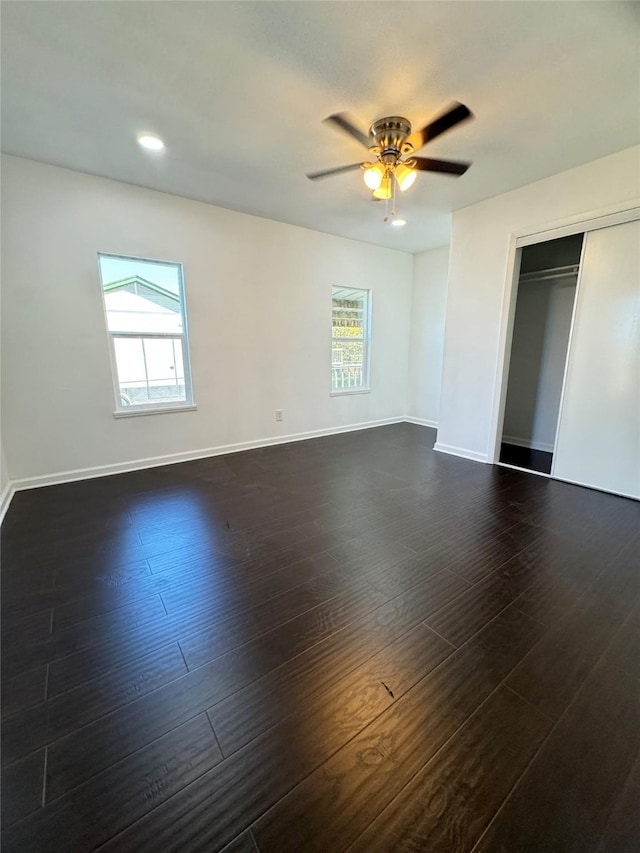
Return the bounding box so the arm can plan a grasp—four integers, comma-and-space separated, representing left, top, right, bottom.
0, 280, 10, 517
1, 155, 413, 484
406, 244, 449, 426
437, 145, 640, 461
502, 277, 577, 451
0, 441, 10, 504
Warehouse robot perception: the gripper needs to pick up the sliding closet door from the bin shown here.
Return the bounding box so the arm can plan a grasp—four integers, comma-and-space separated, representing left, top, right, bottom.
553, 219, 640, 498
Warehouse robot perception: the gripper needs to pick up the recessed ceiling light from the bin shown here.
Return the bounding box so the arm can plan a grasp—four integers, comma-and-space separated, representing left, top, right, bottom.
390, 218, 407, 228
137, 134, 165, 152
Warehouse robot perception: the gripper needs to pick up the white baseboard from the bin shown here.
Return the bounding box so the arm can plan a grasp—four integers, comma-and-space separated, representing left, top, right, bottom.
404, 416, 438, 429
10, 417, 405, 493
433, 442, 490, 464
0, 482, 15, 525
502, 435, 554, 453
5, 419, 634, 512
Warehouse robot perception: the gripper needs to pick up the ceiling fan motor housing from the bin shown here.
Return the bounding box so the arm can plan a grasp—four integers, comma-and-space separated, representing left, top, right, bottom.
369, 116, 413, 163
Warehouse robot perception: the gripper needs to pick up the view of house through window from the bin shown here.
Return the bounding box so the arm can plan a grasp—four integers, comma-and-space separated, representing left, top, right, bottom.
98, 254, 193, 410
331, 286, 371, 392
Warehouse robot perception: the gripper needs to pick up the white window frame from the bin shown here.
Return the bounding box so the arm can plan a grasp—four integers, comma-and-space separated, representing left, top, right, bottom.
330, 286, 372, 396
97, 252, 196, 417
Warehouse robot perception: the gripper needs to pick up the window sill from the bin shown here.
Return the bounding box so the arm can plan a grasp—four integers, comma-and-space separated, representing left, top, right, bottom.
330, 389, 371, 397
113, 404, 197, 419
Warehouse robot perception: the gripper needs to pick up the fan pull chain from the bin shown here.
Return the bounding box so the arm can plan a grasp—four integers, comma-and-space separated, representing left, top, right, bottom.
383, 173, 398, 223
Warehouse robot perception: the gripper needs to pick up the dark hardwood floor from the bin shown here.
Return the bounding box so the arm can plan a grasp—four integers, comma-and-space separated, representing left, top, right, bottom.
1, 423, 638, 852
499, 441, 553, 474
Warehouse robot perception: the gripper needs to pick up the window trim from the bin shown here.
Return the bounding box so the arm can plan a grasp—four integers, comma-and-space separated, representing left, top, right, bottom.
97, 252, 195, 416
330, 286, 372, 395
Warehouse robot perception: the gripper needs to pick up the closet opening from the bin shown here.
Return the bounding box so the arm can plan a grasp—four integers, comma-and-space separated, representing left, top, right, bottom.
499, 233, 584, 475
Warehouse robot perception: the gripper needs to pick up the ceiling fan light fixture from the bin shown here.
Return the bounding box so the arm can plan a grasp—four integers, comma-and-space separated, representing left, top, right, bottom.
372, 175, 392, 199
363, 162, 385, 190
394, 162, 417, 191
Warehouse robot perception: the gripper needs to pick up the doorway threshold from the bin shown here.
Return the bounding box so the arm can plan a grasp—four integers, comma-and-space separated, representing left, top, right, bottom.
496, 461, 551, 478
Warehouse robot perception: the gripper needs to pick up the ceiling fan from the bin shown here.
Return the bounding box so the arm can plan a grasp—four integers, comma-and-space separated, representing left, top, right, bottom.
306, 102, 473, 200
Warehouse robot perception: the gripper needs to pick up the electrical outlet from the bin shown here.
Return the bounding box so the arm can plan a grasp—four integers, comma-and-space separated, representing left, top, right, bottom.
275, 409, 283, 422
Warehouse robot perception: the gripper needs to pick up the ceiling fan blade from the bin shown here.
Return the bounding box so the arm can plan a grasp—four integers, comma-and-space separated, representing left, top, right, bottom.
324, 113, 370, 149
306, 162, 364, 180
406, 102, 472, 151
410, 157, 471, 176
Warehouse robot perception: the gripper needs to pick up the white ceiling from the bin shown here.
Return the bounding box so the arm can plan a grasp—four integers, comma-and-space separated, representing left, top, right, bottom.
1, 1, 638, 253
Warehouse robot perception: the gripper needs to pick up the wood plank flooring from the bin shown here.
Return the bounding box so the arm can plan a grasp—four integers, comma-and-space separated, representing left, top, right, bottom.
1, 423, 638, 852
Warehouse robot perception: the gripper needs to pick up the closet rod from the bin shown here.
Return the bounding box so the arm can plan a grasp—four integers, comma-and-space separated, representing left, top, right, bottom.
519, 264, 579, 283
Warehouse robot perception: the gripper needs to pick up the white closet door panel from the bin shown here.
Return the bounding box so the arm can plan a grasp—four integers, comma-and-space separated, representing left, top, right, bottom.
553, 219, 640, 499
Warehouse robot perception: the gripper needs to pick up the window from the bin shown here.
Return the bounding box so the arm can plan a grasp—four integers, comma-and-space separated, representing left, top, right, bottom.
331, 286, 371, 393
98, 254, 194, 413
